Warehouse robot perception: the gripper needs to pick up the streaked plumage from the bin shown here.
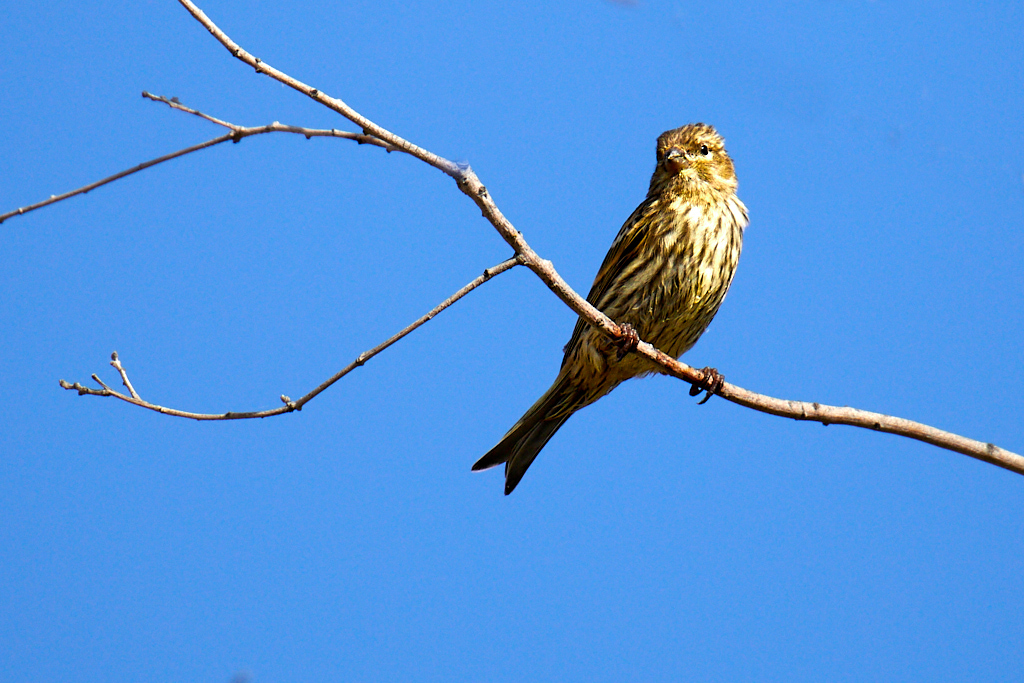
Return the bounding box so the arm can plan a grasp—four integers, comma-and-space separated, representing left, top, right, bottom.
474, 123, 749, 494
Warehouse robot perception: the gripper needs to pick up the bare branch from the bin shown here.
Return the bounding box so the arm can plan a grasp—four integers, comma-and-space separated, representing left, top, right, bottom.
1, 132, 233, 225
176, 0, 458, 176
109, 352, 140, 400
291, 256, 523, 410
173, 0, 625, 358
719, 384, 1024, 476
60, 257, 522, 420
1, 93, 395, 225
167, 0, 1023, 476
140, 92, 397, 151
143, 91, 240, 128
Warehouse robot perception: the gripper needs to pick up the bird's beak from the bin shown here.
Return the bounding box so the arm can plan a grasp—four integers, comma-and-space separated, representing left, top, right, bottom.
664, 147, 685, 173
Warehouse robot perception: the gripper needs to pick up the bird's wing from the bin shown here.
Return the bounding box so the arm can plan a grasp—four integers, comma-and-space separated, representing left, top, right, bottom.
561, 196, 660, 365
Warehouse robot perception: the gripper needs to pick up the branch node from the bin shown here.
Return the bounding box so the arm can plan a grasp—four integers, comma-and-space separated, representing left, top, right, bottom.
91, 374, 114, 393
453, 164, 472, 186
62, 381, 92, 396
309, 88, 318, 97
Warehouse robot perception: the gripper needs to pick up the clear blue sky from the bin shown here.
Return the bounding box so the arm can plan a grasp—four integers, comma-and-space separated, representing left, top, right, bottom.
2, 1, 1022, 680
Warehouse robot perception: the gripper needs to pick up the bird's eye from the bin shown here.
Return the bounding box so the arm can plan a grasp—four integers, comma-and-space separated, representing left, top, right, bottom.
700, 144, 711, 157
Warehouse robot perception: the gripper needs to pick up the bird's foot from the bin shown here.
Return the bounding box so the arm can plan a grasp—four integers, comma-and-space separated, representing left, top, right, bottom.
689, 366, 724, 405
614, 323, 640, 360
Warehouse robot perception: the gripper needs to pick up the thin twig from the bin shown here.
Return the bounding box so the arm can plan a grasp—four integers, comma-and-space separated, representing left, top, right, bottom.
141, 91, 396, 151
142, 91, 239, 128
291, 256, 522, 410
60, 257, 522, 420
1, 133, 233, 224
0, 93, 395, 225
109, 352, 140, 400
166, 0, 1024, 477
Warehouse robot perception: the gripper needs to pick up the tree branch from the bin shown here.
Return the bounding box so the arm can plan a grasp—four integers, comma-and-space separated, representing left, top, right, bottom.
0, 93, 395, 225
9, 0, 1008, 478
173, 0, 624, 351
1, 132, 232, 225
60, 257, 521, 420
169, 0, 1022, 476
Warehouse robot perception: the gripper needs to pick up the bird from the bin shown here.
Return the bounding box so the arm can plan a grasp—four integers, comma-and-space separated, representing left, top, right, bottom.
472, 123, 749, 495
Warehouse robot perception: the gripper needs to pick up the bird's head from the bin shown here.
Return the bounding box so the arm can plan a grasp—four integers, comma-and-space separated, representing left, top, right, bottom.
650, 123, 738, 197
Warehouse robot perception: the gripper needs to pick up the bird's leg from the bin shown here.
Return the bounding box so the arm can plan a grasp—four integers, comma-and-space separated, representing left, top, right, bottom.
689, 366, 724, 405
614, 323, 641, 360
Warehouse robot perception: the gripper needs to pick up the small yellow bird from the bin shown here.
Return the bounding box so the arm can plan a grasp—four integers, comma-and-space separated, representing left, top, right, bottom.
473, 123, 749, 494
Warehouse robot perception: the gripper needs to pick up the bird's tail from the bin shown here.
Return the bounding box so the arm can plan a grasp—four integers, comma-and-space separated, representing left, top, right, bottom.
472, 374, 583, 495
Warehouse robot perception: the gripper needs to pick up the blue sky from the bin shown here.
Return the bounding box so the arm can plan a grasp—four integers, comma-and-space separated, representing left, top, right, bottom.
2, 1, 1022, 680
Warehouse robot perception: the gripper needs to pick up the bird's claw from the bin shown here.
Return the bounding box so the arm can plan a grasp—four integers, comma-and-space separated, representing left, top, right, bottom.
689, 366, 724, 405
614, 323, 640, 360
